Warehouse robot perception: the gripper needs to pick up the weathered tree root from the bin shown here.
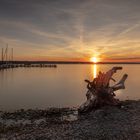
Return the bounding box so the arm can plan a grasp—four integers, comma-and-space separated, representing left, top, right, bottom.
78, 67, 128, 113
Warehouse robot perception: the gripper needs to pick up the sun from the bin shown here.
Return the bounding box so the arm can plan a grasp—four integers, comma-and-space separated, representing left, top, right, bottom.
90, 57, 97, 63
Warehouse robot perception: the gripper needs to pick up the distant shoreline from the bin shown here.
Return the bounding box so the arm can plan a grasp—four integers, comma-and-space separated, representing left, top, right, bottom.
0, 61, 140, 65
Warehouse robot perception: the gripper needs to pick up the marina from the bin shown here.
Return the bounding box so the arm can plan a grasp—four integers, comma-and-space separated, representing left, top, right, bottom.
0, 63, 57, 70
0, 46, 57, 70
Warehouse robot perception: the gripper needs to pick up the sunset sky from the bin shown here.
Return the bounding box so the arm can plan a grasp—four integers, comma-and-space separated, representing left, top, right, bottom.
0, 0, 140, 62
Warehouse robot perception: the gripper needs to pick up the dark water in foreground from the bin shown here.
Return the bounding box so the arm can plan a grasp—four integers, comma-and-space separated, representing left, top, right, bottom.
0, 64, 140, 111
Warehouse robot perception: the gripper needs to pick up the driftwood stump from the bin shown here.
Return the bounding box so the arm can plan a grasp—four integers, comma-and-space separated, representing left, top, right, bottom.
78, 67, 128, 113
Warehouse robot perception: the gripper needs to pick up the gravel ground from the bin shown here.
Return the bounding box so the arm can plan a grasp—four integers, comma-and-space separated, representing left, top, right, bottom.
0, 100, 140, 140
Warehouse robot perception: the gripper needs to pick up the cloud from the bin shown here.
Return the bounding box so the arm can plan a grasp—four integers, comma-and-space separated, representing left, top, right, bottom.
0, 0, 140, 61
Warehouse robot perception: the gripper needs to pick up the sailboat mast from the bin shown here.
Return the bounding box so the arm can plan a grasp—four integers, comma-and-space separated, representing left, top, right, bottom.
11, 48, 13, 62
2, 48, 3, 62
6, 44, 8, 63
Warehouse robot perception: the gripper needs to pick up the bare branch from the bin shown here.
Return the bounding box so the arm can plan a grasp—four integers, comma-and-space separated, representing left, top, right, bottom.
78, 67, 128, 113
111, 74, 128, 91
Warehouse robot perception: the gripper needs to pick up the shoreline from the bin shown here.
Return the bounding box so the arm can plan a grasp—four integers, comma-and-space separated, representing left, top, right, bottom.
1, 61, 140, 65
0, 100, 140, 139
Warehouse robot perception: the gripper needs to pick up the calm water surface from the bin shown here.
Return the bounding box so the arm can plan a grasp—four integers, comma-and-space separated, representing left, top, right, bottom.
0, 64, 140, 111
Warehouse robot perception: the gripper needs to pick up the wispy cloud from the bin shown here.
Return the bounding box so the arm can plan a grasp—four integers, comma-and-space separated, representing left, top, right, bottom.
0, 0, 140, 61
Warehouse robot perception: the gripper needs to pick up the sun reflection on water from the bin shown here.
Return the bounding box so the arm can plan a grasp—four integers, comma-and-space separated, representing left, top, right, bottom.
92, 64, 97, 79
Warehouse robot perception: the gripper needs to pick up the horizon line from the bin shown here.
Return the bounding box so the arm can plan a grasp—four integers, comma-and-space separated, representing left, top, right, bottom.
0, 60, 140, 64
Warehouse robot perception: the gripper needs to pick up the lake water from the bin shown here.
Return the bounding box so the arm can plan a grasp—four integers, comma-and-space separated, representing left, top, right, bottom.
0, 64, 140, 111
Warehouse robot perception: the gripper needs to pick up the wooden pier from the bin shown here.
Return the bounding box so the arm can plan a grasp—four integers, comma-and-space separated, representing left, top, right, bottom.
0, 63, 57, 70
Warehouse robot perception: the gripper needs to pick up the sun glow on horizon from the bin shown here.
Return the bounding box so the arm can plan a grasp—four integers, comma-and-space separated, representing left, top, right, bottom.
90, 57, 98, 63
